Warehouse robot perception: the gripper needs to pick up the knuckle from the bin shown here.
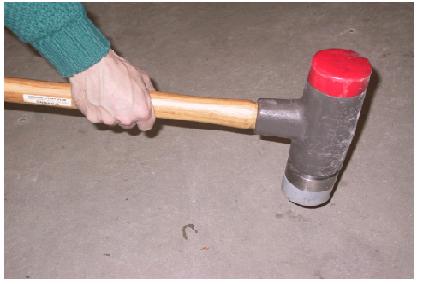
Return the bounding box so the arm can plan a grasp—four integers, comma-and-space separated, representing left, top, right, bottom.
117, 116, 133, 126
135, 106, 152, 121
103, 118, 115, 125
121, 123, 135, 130
86, 113, 99, 123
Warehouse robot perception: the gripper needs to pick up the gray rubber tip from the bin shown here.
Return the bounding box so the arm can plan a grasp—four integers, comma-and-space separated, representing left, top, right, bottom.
282, 175, 332, 206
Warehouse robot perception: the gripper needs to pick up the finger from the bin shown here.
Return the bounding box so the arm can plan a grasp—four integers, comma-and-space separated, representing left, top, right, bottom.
100, 107, 117, 126
140, 97, 156, 131
135, 94, 155, 131
141, 73, 155, 91
128, 62, 155, 92
73, 92, 88, 116
132, 88, 155, 131
69, 77, 88, 115
136, 114, 155, 131
144, 89, 154, 112
132, 84, 154, 121
111, 50, 129, 64
120, 123, 136, 130
86, 106, 102, 123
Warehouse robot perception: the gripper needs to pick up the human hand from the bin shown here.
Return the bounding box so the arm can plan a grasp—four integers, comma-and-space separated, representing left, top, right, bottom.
69, 50, 155, 130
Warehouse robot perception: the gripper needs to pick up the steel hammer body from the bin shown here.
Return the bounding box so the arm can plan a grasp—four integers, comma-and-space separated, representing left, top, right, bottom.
256, 84, 366, 206
256, 49, 371, 206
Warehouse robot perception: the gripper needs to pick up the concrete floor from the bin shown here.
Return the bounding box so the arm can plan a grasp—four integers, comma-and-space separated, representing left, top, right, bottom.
4, 3, 413, 279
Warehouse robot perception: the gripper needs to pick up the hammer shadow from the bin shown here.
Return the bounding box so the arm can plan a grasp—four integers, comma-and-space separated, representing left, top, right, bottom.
4, 103, 83, 117
145, 119, 255, 137
296, 68, 381, 209
92, 119, 256, 137
259, 136, 291, 145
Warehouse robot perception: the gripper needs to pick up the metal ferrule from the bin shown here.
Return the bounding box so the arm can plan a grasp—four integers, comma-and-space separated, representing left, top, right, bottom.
284, 161, 338, 192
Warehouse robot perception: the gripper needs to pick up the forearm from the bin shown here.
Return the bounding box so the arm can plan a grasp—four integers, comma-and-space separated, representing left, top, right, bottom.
5, 2, 110, 77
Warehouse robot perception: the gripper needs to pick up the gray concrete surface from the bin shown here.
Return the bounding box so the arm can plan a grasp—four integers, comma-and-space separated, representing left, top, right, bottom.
4, 3, 413, 278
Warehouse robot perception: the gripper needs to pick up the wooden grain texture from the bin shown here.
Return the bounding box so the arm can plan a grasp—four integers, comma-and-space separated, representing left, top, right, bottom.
4, 77, 258, 129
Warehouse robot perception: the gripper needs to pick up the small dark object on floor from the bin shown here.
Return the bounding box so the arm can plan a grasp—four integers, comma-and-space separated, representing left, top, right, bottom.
182, 224, 198, 240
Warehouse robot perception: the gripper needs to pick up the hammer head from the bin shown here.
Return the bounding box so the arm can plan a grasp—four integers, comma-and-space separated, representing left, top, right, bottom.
256, 49, 372, 206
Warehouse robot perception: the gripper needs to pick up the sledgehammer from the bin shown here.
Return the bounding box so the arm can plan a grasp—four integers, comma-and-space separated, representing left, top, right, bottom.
4, 49, 372, 206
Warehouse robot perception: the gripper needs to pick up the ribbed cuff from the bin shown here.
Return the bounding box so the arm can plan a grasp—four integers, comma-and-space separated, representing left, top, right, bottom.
32, 16, 110, 77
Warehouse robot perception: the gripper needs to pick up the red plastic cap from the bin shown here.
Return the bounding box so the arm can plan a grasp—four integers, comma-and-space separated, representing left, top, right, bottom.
307, 49, 372, 98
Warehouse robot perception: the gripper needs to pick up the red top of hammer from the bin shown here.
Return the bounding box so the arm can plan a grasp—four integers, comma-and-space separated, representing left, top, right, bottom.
308, 49, 372, 98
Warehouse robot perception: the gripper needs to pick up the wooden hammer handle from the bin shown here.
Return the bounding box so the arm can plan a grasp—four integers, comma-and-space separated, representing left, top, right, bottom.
4, 77, 258, 129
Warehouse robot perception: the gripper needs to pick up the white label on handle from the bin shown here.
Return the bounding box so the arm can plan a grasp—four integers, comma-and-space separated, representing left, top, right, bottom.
22, 94, 72, 107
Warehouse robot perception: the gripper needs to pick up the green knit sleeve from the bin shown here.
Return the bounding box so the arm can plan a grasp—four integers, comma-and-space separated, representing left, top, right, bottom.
5, 2, 110, 77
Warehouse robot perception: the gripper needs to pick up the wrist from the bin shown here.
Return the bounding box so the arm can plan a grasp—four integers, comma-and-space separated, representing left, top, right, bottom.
33, 16, 110, 78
